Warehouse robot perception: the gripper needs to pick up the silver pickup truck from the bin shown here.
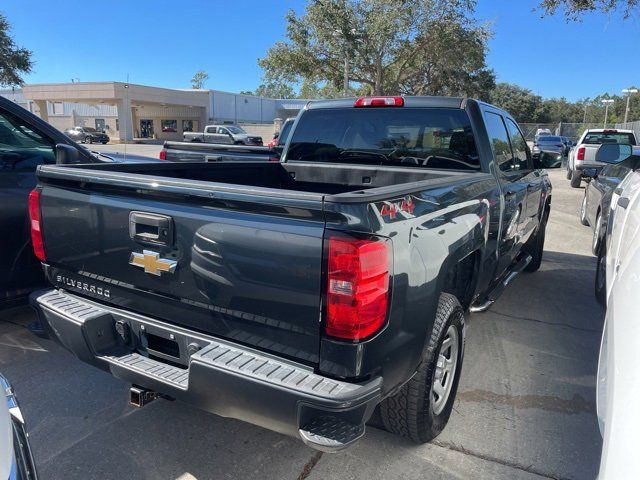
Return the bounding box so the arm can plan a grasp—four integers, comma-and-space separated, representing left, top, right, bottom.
567, 129, 637, 188
183, 125, 263, 146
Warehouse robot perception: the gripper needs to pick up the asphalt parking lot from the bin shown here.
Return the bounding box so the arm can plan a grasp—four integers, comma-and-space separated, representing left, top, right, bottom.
0, 165, 604, 480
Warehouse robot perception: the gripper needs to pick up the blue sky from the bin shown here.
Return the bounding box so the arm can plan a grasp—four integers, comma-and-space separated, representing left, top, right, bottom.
2, 0, 638, 100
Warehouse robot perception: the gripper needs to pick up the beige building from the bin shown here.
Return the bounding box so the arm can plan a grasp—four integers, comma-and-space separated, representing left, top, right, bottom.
1, 82, 307, 142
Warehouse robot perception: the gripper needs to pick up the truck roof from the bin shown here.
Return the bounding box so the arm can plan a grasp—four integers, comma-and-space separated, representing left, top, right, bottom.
584, 128, 634, 134
305, 96, 467, 110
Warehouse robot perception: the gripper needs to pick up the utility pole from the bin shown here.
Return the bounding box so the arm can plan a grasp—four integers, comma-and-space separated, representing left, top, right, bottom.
583, 104, 588, 124
602, 99, 614, 128
622, 88, 638, 124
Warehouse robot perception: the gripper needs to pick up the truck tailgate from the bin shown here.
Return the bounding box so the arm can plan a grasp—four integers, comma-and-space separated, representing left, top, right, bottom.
38, 177, 326, 365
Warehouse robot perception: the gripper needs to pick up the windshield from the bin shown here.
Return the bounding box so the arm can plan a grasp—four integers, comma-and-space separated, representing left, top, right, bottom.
583, 132, 636, 145
226, 126, 245, 134
286, 107, 480, 170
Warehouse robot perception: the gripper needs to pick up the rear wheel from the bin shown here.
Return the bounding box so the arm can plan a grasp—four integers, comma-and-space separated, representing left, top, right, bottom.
595, 240, 607, 306
580, 195, 590, 226
570, 170, 582, 188
86, 136, 93, 145
379, 293, 465, 443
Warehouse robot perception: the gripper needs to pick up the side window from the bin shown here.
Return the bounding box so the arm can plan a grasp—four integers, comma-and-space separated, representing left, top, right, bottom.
0, 110, 55, 172
484, 112, 513, 172
218, 128, 229, 135
505, 119, 531, 170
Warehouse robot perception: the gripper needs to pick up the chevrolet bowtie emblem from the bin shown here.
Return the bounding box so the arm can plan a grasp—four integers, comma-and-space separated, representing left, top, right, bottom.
129, 250, 177, 276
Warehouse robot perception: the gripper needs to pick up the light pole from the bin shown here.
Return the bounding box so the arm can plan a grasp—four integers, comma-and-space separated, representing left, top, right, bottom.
622, 88, 638, 124
602, 99, 614, 128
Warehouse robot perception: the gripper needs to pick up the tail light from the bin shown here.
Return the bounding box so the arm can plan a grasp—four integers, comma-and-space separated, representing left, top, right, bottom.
28, 189, 46, 262
269, 156, 280, 163
354, 96, 404, 107
325, 235, 391, 341
159, 149, 167, 161
577, 147, 586, 161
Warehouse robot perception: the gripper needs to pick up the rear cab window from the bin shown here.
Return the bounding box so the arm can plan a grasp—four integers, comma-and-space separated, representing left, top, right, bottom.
285, 107, 481, 171
583, 132, 636, 145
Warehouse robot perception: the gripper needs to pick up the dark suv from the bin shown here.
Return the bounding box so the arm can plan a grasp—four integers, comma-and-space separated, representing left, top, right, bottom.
64, 126, 109, 144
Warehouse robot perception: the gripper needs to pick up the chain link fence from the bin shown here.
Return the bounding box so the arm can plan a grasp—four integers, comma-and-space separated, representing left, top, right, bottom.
615, 121, 640, 142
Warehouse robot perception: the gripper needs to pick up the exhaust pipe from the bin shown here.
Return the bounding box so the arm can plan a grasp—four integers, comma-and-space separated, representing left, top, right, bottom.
129, 386, 158, 408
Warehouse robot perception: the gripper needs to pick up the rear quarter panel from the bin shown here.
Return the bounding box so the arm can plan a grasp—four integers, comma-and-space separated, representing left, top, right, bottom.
319, 173, 502, 391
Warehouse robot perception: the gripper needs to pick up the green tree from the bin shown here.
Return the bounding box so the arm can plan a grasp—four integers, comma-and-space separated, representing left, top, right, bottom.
489, 83, 544, 122
538, 0, 639, 18
253, 80, 296, 98
259, 0, 494, 96
0, 14, 32, 87
190, 70, 209, 89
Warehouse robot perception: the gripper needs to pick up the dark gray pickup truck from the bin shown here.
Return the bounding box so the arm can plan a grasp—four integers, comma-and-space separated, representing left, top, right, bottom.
29, 96, 551, 452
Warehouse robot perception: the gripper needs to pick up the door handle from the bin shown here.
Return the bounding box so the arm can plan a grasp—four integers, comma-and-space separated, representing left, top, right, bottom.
129, 211, 174, 247
618, 197, 630, 209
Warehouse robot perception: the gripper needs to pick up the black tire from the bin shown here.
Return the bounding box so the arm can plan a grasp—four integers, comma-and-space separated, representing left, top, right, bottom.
101, 141, 108, 145
580, 195, 590, 226
379, 293, 465, 443
566, 168, 572, 180
595, 240, 606, 306
86, 136, 93, 145
524, 208, 549, 272
570, 170, 581, 188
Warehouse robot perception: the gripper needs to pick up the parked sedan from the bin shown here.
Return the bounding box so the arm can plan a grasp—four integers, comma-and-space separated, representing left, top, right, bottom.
64, 126, 109, 144
532, 135, 565, 159
580, 163, 631, 256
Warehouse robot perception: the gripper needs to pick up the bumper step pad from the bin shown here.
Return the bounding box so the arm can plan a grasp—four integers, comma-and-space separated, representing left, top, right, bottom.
299, 416, 365, 452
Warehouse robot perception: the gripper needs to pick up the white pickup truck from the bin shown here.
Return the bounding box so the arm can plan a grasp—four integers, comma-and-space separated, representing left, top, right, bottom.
567, 129, 637, 188
183, 124, 263, 146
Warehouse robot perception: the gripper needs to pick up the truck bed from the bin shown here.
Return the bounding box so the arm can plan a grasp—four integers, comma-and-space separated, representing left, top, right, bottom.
43, 160, 478, 199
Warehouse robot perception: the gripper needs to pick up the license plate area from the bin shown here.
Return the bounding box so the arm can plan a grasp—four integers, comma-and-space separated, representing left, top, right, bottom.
104, 314, 210, 369
144, 332, 180, 359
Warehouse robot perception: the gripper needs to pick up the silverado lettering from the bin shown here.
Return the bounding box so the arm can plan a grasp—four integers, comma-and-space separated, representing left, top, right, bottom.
56, 275, 110, 299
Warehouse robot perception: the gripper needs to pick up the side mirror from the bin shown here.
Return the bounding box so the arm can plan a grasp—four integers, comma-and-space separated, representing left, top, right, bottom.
595, 144, 633, 164
55, 143, 80, 165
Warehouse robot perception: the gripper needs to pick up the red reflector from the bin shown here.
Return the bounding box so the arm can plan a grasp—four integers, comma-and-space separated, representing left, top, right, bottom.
325, 236, 391, 341
268, 156, 280, 163
28, 189, 46, 262
577, 147, 586, 161
159, 149, 167, 160
354, 96, 404, 108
